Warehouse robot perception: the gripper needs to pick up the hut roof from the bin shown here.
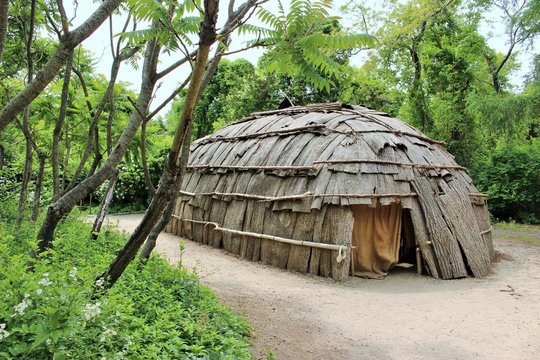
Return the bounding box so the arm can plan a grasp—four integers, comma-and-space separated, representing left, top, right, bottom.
182, 102, 480, 212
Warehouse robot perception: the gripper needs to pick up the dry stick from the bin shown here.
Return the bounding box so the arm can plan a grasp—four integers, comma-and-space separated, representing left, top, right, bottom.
176, 217, 352, 254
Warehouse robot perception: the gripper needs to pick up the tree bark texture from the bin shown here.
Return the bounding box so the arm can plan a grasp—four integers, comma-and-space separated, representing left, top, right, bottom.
100, 0, 219, 288
17, 108, 34, 225
17, 0, 36, 225
91, 170, 119, 240
139, 125, 192, 260
0, 0, 8, 63
52, 52, 74, 200
31, 152, 47, 222
0, 0, 122, 134
140, 119, 156, 195
36, 39, 161, 253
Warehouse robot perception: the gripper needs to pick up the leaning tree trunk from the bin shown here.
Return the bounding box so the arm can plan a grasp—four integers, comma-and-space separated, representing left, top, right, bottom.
98, 0, 219, 288
36, 39, 161, 253
0, 0, 122, 134
91, 170, 118, 240
138, 32, 229, 261
140, 119, 156, 196
139, 125, 191, 260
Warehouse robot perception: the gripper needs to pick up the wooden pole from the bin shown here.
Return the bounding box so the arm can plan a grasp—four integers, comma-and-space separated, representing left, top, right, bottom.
175, 216, 353, 252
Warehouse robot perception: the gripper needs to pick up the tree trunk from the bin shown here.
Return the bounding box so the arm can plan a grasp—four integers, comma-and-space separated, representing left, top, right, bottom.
31, 152, 46, 222
99, 0, 219, 288
62, 120, 70, 191
52, 52, 74, 200
17, 108, 33, 225
17, 0, 36, 225
91, 170, 118, 240
0, 0, 8, 63
139, 125, 191, 260
139, 34, 229, 261
36, 39, 161, 253
408, 21, 431, 132
140, 120, 156, 195
0, 143, 4, 169
0, 0, 122, 134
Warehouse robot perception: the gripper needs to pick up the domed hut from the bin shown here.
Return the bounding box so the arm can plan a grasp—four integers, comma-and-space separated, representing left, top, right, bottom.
166, 102, 493, 280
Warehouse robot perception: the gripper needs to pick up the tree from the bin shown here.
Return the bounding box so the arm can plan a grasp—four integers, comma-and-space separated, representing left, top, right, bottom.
0, 0, 8, 62
0, 0, 123, 133
483, 0, 540, 93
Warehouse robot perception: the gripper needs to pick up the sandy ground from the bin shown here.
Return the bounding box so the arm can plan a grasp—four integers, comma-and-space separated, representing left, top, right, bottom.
107, 215, 540, 360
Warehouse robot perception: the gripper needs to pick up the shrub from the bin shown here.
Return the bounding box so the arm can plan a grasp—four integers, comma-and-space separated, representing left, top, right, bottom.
0, 203, 251, 359
472, 140, 540, 224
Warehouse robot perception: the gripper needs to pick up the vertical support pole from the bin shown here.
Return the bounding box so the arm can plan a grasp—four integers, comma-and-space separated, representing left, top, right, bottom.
416, 247, 422, 275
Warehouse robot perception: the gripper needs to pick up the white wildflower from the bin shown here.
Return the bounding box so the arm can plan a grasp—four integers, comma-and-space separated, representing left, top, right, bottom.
12, 298, 31, 317
95, 278, 105, 289
38, 273, 52, 286
100, 327, 117, 343
124, 336, 133, 348
101, 357, 106, 360
69, 267, 77, 279
0, 323, 9, 340
36, 289, 43, 295
45, 338, 52, 345
83, 301, 102, 321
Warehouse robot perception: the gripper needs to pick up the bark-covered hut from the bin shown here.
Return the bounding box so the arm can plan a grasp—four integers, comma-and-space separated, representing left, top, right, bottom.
166, 102, 494, 280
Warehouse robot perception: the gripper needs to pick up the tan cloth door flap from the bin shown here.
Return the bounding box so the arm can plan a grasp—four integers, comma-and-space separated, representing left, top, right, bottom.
351, 204, 402, 279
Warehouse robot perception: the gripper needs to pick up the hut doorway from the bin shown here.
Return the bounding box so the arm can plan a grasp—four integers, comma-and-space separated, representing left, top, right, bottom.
350, 204, 404, 279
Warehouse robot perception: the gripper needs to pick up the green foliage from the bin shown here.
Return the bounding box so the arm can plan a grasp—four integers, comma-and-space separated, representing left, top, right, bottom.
0, 201, 251, 358
473, 140, 540, 223
253, 0, 375, 92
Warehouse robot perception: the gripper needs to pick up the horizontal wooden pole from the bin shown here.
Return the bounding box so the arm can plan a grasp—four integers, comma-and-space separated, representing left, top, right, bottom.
187, 164, 315, 171
179, 191, 418, 201
174, 216, 351, 252
313, 159, 467, 171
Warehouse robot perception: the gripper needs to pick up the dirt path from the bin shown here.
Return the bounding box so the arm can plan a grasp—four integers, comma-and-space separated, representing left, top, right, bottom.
108, 215, 540, 360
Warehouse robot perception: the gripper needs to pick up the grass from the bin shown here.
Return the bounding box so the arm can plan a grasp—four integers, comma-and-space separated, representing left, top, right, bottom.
494, 221, 540, 247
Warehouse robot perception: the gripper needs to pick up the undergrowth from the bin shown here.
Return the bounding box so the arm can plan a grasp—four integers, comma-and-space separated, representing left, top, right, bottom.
0, 203, 251, 359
